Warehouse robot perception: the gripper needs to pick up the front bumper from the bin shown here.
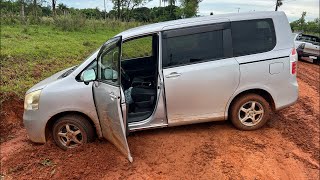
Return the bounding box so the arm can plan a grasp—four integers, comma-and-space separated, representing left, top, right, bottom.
23, 110, 47, 143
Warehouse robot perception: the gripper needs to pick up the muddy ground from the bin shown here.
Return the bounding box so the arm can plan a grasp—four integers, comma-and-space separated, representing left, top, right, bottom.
1, 61, 319, 179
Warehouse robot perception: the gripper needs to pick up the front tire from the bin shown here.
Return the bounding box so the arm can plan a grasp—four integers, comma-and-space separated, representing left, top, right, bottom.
229, 94, 271, 130
52, 114, 95, 150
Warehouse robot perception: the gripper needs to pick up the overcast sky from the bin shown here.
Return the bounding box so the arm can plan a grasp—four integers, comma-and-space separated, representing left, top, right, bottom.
57, 0, 319, 22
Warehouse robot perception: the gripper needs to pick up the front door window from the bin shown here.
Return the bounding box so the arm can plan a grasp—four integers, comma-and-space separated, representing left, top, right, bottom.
98, 37, 121, 84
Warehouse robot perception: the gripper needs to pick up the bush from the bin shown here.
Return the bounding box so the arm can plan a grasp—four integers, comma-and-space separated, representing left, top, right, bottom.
0, 13, 21, 25
53, 14, 86, 31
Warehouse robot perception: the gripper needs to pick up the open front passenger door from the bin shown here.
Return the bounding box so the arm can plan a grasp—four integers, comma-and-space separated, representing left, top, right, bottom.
93, 36, 133, 162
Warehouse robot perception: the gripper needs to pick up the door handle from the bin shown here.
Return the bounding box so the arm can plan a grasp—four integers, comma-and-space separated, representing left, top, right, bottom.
165, 72, 181, 78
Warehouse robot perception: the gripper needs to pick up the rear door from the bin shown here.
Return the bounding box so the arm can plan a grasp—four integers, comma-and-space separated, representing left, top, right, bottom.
162, 22, 240, 125
304, 42, 320, 58
93, 37, 133, 162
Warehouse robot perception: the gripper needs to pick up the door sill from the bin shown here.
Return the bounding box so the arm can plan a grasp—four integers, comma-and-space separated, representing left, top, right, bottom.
128, 123, 168, 132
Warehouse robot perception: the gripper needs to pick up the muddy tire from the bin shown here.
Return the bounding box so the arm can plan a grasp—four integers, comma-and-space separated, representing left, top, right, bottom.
52, 114, 95, 150
230, 94, 271, 130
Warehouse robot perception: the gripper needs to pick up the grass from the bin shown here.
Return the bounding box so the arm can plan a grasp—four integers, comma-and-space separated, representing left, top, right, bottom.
122, 35, 153, 59
0, 22, 138, 101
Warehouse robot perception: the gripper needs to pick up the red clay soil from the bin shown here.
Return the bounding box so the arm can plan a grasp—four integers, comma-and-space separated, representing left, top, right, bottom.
0, 95, 24, 142
1, 61, 319, 179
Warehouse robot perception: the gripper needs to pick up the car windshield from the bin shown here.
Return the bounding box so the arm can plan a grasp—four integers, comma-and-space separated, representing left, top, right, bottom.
296, 34, 320, 45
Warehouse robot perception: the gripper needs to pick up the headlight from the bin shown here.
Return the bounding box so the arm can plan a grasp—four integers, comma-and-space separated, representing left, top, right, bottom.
24, 90, 42, 110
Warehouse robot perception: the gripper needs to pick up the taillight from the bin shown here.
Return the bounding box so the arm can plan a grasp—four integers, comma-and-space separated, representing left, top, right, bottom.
290, 48, 298, 75
291, 48, 297, 56
291, 61, 297, 74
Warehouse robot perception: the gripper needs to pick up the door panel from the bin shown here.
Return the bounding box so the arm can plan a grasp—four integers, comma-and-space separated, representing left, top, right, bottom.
93, 82, 133, 162
163, 58, 240, 125
93, 36, 133, 162
304, 43, 320, 56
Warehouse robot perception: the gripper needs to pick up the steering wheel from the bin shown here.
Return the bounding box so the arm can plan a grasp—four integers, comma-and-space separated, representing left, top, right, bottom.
121, 67, 130, 82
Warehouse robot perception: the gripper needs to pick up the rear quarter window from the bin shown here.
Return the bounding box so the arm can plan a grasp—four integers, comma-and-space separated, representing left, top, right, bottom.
231, 19, 276, 56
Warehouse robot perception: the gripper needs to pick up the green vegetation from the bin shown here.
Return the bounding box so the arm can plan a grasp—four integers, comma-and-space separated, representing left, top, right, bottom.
122, 36, 152, 59
0, 19, 142, 101
290, 12, 320, 36
0, 0, 200, 23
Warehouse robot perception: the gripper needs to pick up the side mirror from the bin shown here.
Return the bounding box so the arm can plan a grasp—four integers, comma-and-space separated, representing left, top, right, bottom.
80, 69, 96, 85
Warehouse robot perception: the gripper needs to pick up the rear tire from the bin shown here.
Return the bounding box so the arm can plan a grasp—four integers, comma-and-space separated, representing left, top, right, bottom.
229, 94, 271, 130
52, 114, 95, 150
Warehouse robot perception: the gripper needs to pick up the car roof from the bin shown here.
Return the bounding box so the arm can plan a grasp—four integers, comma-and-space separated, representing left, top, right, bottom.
117, 11, 285, 39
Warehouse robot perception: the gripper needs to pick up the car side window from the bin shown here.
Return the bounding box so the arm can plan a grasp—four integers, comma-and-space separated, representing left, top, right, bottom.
163, 30, 224, 67
100, 48, 120, 82
122, 36, 152, 60
231, 19, 276, 56
97, 38, 121, 84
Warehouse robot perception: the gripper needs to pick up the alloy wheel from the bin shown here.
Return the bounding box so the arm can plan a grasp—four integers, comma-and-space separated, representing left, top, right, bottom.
238, 101, 264, 127
57, 123, 83, 148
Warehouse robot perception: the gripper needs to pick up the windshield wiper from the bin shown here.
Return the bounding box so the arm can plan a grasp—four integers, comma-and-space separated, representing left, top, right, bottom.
59, 66, 78, 78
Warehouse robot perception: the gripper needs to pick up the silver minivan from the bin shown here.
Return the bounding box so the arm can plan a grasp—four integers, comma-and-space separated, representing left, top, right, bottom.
23, 11, 298, 162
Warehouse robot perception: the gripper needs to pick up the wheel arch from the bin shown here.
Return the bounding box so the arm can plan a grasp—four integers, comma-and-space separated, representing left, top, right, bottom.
225, 88, 276, 119
45, 111, 102, 141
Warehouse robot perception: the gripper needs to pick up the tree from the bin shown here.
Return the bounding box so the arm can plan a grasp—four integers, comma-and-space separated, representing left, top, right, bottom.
275, 0, 283, 11
297, 11, 307, 31
305, 18, 320, 34
180, 0, 202, 18
124, 0, 149, 21
110, 0, 122, 19
19, 0, 25, 21
57, 3, 68, 15
33, 0, 37, 18
117, 0, 121, 19
104, 0, 107, 20
168, 0, 175, 6
111, 0, 148, 20
290, 11, 307, 32
162, 0, 167, 6
52, 0, 56, 16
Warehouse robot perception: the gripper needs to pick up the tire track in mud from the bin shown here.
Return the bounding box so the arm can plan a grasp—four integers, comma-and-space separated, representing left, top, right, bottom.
297, 61, 320, 91
272, 106, 319, 161
270, 61, 320, 165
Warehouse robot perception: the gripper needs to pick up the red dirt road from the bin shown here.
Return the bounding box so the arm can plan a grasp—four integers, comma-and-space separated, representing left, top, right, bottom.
1, 61, 319, 179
